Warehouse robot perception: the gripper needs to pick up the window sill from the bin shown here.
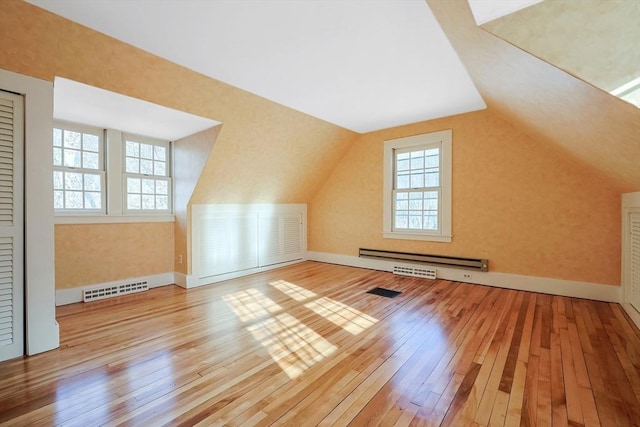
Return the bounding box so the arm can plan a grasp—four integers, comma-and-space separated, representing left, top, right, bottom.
383, 232, 452, 243
55, 214, 175, 225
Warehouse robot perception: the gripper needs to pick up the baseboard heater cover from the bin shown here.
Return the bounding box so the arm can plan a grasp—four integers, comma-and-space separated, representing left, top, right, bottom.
83, 281, 149, 302
359, 248, 488, 272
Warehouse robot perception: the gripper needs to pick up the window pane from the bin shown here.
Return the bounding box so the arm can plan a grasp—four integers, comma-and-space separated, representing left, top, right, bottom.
54, 190, 63, 209
53, 171, 63, 190
128, 194, 141, 210
53, 148, 62, 166
63, 149, 81, 168
409, 215, 422, 229
65, 191, 83, 209
425, 172, 439, 187
142, 194, 155, 210
397, 152, 410, 160
156, 180, 168, 195
64, 172, 83, 190
140, 143, 153, 159
395, 214, 408, 229
425, 153, 439, 168
154, 161, 166, 176
141, 179, 155, 194
82, 152, 100, 170
395, 199, 408, 210
126, 157, 139, 173
397, 173, 410, 189
410, 173, 424, 188
397, 159, 410, 172
423, 215, 438, 230
140, 159, 154, 175
410, 156, 424, 170
84, 173, 101, 191
84, 192, 101, 209
126, 141, 139, 157
53, 128, 62, 147
154, 146, 166, 161
83, 134, 100, 152
408, 197, 422, 210
127, 177, 141, 193
156, 195, 168, 210
64, 131, 81, 149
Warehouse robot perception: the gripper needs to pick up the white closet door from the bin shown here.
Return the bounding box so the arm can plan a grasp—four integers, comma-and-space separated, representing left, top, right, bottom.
0, 90, 24, 362
629, 212, 640, 312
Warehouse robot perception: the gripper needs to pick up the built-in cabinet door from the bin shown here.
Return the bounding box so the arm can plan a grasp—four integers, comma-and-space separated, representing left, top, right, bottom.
629, 211, 640, 313
0, 90, 24, 362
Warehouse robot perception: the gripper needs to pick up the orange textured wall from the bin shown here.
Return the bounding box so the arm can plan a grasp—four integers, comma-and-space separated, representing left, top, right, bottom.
0, 0, 357, 287
55, 223, 174, 289
309, 109, 621, 286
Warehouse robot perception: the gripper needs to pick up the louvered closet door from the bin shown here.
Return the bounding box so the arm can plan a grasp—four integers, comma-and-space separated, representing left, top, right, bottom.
0, 91, 24, 362
629, 212, 640, 312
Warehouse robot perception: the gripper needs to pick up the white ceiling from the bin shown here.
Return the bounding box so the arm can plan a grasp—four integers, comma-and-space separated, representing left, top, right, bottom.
467, 0, 545, 25
27, 0, 486, 133
54, 77, 220, 141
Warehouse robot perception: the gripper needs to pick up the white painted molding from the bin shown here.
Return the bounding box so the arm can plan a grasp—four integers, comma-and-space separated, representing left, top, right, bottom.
184, 258, 306, 289
307, 251, 621, 303
622, 303, 640, 330
56, 272, 176, 306
1, 68, 59, 356
174, 272, 188, 289
54, 214, 175, 224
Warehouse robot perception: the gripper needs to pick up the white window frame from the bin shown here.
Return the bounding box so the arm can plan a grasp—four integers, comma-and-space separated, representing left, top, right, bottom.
53, 121, 106, 214
122, 133, 172, 215
52, 122, 174, 224
383, 129, 452, 242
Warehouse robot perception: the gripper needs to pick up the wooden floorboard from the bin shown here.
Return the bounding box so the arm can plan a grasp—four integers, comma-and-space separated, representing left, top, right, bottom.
1, 261, 639, 426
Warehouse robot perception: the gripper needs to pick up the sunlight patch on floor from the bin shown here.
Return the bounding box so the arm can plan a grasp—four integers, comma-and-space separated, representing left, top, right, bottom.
305, 297, 378, 335
247, 312, 337, 379
222, 288, 282, 322
269, 280, 317, 301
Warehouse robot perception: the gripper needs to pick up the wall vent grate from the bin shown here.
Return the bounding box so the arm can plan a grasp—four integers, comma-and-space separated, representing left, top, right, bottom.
83, 281, 149, 302
393, 264, 436, 280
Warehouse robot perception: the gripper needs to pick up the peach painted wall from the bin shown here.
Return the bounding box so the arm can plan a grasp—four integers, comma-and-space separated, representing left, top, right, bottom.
0, 0, 357, 287
55, 223, 174, 289
309, 109, 622, 286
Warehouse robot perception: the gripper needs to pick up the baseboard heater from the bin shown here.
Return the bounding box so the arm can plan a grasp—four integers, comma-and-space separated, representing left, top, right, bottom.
359, 248, 488, 272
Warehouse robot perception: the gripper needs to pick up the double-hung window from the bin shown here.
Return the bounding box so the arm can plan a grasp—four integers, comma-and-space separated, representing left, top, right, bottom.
53, 123, 105, 213
123, 135, 171, 213
383, 129, 452, 242
52, 122, 173, 218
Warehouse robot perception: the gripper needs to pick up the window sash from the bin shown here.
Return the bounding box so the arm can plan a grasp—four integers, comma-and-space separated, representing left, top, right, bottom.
53, 167, 106, 213
123, 173, 172, 214
391, 145, 442, 234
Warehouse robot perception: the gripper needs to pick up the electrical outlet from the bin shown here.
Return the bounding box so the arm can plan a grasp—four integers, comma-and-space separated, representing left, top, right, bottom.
178, 254, 183, 264
463, 273, 473, 280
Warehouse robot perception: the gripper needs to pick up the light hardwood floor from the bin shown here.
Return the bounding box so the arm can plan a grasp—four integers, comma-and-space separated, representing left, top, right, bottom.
1, 261, 639, 426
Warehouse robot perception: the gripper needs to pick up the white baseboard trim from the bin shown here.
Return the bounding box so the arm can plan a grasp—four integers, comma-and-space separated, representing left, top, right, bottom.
307, 251, 621, 303
174, 272, 188, 289
184, 258, 306, 289
55, 272, 176, 306
621, 303, 640, 330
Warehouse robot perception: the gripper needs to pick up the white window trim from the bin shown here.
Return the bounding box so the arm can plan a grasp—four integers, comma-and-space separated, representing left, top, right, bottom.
383, 129, 452, 242
53, 122, 174, 223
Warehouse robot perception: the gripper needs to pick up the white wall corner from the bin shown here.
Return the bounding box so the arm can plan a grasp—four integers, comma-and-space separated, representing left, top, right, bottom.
55, 272, 176, 306
307, 251, 621, 303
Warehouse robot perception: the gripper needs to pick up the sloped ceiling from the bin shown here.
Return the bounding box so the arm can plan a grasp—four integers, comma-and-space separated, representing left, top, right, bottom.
24, 0, 486, 133
428, 0, 640, 192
